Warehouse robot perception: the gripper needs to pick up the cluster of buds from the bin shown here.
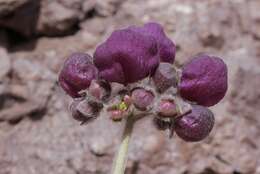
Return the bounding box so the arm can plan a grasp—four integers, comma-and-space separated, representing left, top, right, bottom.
58, 22, 228, 142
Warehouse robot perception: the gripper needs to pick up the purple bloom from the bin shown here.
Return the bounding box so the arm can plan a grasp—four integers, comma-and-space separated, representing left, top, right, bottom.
128, 22, 176, 63
93, 22, 176, 84
58, 53, 98, 98
179, 54, 228, 106
174, 105, 215, 142
94, 27, 160, 84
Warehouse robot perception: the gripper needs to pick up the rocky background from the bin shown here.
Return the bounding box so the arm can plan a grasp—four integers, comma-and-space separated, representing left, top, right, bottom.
0, 0, 260, 174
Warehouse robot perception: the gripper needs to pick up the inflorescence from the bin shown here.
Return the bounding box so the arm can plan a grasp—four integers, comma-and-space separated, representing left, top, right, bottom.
58, 22, 228, 142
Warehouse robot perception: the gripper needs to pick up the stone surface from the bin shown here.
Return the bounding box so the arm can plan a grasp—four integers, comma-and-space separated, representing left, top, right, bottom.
36, 1, 79, 36
0, 0, 40, 37
0, 48, 10, 79
0, 0, 260, 174
0, 0, 30, 17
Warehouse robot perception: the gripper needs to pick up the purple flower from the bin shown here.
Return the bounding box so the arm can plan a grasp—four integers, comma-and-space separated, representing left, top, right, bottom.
179, 54, 228, 106
128, 22, 176, 63
93, 22, 176, 84
94, 27, 160, 84
174, 105, 215, 142
58, 53, 98, 98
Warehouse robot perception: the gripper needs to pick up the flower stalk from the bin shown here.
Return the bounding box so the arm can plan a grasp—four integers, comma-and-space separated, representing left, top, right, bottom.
111, 115, 135, 174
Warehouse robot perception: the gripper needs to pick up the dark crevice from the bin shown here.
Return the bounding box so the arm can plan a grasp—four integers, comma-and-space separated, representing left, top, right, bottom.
37, 22, 81, 38
215, 155, 230, 165
28, 107, 47, 121
7, 21, 81, 52
0, 93, 26, 109
200, 168, 218, 174
131, 161, 139, 174
0, 0, 40, 51
85, 8, 98, 19
8, 117, 23, 125
233, 170, 242, 174
6, 28, 35, 47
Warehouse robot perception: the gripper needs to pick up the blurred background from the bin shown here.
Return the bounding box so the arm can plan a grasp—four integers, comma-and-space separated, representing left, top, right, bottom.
0, 0, 260, 174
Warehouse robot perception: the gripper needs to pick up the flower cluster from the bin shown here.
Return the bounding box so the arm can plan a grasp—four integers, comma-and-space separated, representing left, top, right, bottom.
58, 22, 228, 142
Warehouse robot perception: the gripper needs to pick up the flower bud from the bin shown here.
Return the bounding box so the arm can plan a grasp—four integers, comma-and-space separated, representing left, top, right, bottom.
158, 100, 177, 117
88, 81, 104, 100
109, 110, 126, 122
153, 63, 178, 92
123, 95, 132, 106
58, 53, 98, 98
69, 99, 96, 124
131, 88, 154, 111
174, 105, 215, 142
179, 54, 228, 106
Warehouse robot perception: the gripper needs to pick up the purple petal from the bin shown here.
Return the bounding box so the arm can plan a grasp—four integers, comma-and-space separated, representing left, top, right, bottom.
94, 28, 160, 84
174, 105, 215, 142
179, 54, 228, 106
128, 22, 176, 63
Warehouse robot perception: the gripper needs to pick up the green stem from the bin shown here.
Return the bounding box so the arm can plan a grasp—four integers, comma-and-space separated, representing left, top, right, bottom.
111, 115, 135, 174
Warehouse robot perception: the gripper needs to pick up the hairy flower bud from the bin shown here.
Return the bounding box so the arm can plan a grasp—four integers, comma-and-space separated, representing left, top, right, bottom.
109, 110, 126, 122
179, 54, 228, 106
69, 99, 99, 124
158, 100, 177, 117
88, 81, 104, 100
153, 63, 178, 92
58, 53, 98, 98
131, 88, 154, 111
128, 22, 176, 63
174, 105, 215, 142
88, 80, 111, 101
123, 95, 132, 106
